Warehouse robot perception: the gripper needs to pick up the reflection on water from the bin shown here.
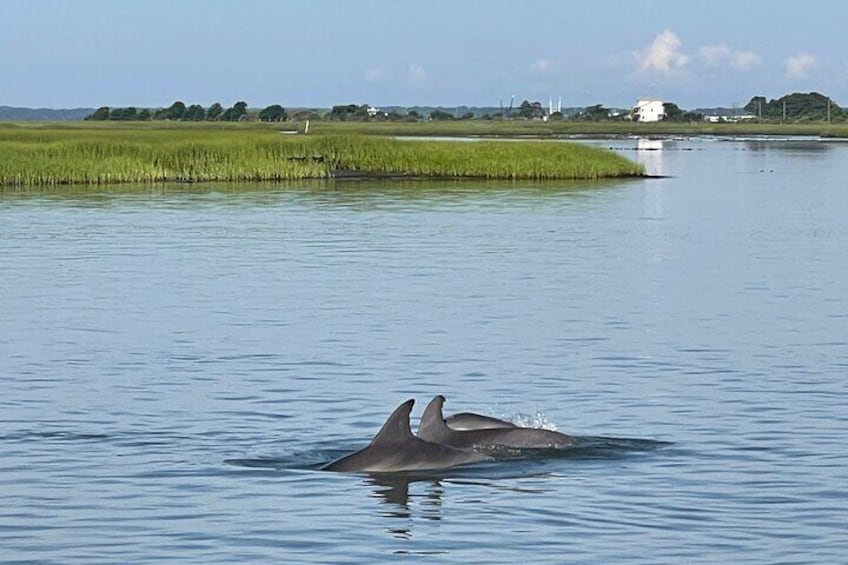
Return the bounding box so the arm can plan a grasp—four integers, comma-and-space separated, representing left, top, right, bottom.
340, 434, 673, 540
366, 475, 444, 538
741, 139, 830, 153
0, 177, 633, 211
636, 138, 665, 177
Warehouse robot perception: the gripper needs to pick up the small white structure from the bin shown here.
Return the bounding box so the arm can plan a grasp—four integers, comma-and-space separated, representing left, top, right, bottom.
632, 99, 665, 122
704, 113, 757, 123
548, 97, 562, 115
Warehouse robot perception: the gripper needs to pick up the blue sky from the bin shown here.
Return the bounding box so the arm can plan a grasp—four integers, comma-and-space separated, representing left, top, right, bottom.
3, 0, 847, 109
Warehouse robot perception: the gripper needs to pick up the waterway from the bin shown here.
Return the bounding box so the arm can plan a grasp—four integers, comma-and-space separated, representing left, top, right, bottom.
1, 137, 846, 563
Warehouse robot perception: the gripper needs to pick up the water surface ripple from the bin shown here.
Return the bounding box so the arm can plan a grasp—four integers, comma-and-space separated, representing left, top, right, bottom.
1, 139, 846, 563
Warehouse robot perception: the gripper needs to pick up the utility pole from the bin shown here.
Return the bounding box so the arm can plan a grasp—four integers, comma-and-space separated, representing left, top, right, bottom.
782, 99, 786, 123
827, 98, 832, 123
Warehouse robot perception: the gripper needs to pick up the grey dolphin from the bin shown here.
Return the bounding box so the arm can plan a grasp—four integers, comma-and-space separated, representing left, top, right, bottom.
445, 412, 516, 431
321, 399, 492, 473
418, 395, 575, 452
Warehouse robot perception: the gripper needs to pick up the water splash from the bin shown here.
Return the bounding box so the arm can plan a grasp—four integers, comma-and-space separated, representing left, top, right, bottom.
511, 411, 560, 431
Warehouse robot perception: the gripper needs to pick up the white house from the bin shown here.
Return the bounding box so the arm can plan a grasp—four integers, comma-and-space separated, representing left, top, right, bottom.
632, 99, 665, 122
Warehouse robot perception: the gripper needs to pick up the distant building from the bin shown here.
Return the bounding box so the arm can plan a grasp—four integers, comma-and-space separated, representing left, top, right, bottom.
704, 113, 757, 123
632, 99, 665, 122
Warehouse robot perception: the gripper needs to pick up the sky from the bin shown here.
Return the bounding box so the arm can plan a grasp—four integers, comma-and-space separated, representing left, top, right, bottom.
3, 0, 848, 110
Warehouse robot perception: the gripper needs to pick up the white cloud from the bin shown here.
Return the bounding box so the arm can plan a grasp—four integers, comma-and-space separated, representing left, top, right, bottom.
635, 30, 688, 75
700, 44, 762, 71
406, 64, 426, 86
364, 67, 384, 82
530, 58, 552, 73
700, 44, 731, 66
785, 52, 816, 78
731, 50, 762, 71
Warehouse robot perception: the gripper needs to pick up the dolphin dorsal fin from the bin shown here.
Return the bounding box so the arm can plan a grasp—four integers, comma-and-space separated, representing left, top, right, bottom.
418, 395, 451, 439
371, 399, 416, 445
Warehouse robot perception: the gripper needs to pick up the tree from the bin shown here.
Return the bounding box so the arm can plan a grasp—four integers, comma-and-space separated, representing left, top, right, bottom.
116, 107, 138, 120
137, 108, 152, 121
162, 100, 186, 121
429, 109, 454, 120
745, 96, 768, 119
518, 100, 545, 119
85, 106, 111, 120
329, 104, 371, 121
662, 102, 684, 121
579, 104, 611, 121
222, 101, 248, 121
258, 104, 287, 122
206, 102, 224, 121
184, 104, 206, 121
744, 92, 844, 121
330, 104, 356, 120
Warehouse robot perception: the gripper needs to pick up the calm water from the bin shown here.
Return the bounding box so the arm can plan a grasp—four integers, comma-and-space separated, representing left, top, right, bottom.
2, 138, 846, 563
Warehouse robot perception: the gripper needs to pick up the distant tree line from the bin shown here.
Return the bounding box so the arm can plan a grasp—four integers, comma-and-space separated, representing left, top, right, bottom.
85, 101, 288, 122
82, 92, 843, 125
662, 103, 704, 122
327, 104, 424, 122
744, 92, 845, 122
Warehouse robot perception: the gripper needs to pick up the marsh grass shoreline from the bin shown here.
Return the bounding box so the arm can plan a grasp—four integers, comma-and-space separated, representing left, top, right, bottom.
6, 117, 841, 188
0, 124, 645, 187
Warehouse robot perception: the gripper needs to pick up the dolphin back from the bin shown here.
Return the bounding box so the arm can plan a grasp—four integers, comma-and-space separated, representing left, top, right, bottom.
322, 398, 492, 473
445, 412, 517, 431
418, 395, 574, 452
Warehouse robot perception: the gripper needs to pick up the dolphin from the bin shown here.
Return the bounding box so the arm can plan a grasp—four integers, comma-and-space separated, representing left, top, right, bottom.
321, 399, 492, 473
418, 395, 575, 452
445, 412, 516, 431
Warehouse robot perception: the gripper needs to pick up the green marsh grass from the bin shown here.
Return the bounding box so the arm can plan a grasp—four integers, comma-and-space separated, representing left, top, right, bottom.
0, 123, 643, 187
